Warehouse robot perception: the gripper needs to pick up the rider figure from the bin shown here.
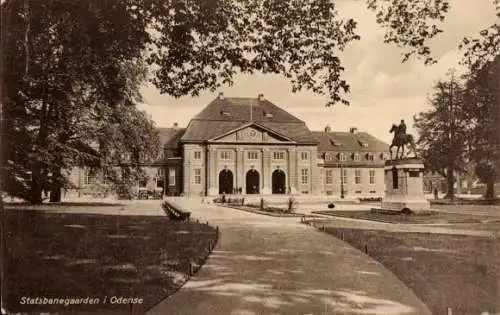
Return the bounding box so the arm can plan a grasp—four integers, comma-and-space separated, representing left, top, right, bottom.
398, 119, 407, 136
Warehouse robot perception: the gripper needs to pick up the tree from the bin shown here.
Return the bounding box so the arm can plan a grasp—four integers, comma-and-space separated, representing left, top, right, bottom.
414, 72, 470, 199
463, 55, 500, 200
1, 1, 158, 203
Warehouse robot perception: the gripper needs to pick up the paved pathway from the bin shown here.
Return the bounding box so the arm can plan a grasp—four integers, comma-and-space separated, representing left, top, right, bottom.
146, 197, 432, 315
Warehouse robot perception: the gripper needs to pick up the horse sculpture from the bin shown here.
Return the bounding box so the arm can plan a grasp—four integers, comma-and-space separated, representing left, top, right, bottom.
389, 124, 418, 160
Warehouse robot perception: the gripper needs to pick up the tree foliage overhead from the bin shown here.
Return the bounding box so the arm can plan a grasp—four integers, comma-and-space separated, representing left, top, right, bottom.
367, 0, 450, 65
148, 0, 360, 106
459, 0, 500, 70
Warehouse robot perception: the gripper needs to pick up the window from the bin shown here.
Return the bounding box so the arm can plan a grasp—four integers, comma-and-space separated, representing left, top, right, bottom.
84, 168, 96, 185
353, 153, 360, 161
301, 152, 309, 160
409, 171, 420, 178
273, 151, 285, 160
156, 168, 165, 188
220, 151, 232, 160
326, 190, 333, 195
355, 169, 362, 184
194, 168, 201, 185
369, 170, 376, 184
102, 170, 110, 185
169, 168, 176, 186
341, 169, 348, 185
325, 169, 333, 184
301, 168, 309, 184
330, 139, 341, 147
220, 109, 231, 116
325, 153, 332, 161
247, 151, 258, 160
367, 153, 374, 161
338, 153, 346, 161
139, 179, 147, 188
194, 151, 201, 160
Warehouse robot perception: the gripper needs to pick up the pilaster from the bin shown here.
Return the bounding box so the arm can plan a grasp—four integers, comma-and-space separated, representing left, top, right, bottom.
208, 146, 218, 195
236, 148, 244, 191
183, 146, 191, 196
262, 148, 271, 194
288, 147, 298, 194
311, 147, 322, 195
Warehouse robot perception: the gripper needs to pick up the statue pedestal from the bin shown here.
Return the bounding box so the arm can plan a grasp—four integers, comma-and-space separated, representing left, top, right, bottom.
380, 158, 431, 214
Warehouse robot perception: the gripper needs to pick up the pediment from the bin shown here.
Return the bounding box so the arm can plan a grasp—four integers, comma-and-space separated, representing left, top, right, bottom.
210, 123, 294, 143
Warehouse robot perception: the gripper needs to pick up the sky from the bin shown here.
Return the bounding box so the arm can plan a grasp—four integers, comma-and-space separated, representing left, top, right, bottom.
138, 0, 497, 143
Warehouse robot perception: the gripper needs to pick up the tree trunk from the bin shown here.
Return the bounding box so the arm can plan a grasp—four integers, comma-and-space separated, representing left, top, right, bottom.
485, 179, 495, 201
49, 167, 62, 202
444, 168, 455, 200
29, 165, 43, 204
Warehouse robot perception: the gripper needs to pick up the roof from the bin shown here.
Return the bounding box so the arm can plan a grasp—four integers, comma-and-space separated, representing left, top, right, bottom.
193, 97, 304, 123
156, 127, 186, 149
312, 131, 389, 152
181, 96, 318, 144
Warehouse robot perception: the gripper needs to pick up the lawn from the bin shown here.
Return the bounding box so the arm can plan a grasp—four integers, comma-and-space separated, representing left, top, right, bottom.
2, 209, 218, 314
315, 210, 499, 224
316, 226, 500, 315
224, 204, 302, 217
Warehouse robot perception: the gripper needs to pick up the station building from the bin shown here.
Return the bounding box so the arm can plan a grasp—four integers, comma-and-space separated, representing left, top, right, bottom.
72, 94, 390, 198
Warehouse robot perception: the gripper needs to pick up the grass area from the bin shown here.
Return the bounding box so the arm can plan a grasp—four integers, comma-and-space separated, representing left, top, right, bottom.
317, 226, 499, 315
3, 209, 218, 314
4, 202, 125, 207
431, 198, 499, 205
224, 204, 302, 217
315, 210, 499, 224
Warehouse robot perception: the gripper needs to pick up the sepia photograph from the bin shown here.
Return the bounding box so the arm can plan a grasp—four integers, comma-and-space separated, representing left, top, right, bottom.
1, 0, 499, 314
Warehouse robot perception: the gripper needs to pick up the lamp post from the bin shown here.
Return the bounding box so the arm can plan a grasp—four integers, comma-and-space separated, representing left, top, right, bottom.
340, 163, 345, 199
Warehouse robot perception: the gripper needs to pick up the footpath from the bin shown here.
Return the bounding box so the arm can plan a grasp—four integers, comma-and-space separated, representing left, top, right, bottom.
146, 197, 432, 315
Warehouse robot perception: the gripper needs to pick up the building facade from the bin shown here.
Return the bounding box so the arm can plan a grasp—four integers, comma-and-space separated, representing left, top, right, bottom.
69, 94, 390, 198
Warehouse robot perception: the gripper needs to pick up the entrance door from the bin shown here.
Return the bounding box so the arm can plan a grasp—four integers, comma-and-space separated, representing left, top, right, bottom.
272, 169, 286, 194
219, 169, 234, 194
246, 169, 260, 194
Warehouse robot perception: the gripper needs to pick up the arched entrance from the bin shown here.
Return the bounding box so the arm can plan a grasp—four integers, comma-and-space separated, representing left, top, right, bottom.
272, 169, 286, 194
219, 169, 234, 194
246, 169, 260, 194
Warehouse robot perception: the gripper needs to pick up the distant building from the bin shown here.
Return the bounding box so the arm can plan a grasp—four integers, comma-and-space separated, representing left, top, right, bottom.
69, 94, 390, 198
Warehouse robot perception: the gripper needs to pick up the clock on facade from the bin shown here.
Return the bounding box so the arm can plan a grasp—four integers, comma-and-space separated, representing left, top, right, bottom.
249, 129, 257, 138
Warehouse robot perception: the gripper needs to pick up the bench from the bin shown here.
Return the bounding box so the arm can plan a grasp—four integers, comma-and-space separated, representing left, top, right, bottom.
161, 201, 191, 221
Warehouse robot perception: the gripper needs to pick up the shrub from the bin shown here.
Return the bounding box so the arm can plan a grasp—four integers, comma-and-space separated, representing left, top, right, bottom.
359, 197, 383, 202
287, 197, 298, 212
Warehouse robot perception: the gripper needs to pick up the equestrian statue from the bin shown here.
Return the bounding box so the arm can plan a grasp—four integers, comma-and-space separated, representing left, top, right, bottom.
389, 119, 418, 160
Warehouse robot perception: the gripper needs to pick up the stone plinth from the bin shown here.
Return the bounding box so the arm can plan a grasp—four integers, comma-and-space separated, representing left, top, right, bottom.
381, 158, 430, 214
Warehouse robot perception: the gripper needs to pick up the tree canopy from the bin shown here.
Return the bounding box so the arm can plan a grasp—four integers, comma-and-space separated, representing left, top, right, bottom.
462, 56, 500, 200
413, 72, 470, 199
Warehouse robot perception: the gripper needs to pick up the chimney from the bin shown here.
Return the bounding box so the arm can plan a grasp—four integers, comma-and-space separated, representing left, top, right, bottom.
173, 122, 178, 129
349, 127, 358, 134
218, 92, 224, 100
324, 125, 331, 133
258, 93, 264, 101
